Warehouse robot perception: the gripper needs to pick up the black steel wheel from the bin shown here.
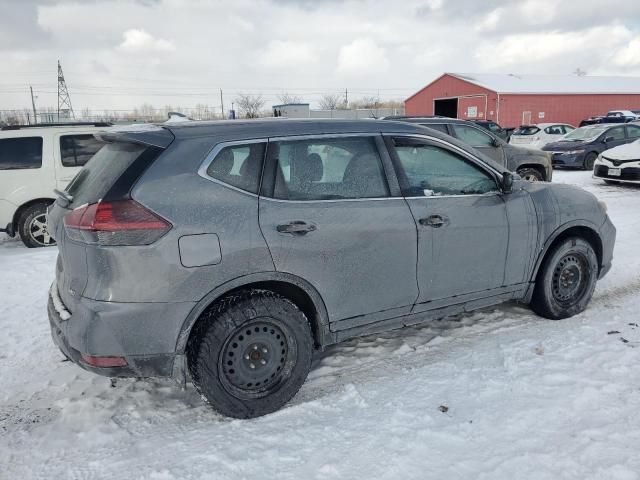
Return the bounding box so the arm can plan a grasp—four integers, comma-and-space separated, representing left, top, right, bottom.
187, 290, 313, 418
530, 237, 598, 319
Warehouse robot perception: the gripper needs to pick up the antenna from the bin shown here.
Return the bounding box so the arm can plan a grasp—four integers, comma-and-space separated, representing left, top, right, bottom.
57, 60, 75, 121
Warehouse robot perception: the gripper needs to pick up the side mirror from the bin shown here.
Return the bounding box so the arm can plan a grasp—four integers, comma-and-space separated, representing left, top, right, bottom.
501, 172, 514, 194
491, 137, 501, 147
604, 136, 615, 143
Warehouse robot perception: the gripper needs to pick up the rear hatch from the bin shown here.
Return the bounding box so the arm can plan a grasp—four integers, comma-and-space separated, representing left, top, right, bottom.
509, 126, 540, 145
48, 126, 174, 311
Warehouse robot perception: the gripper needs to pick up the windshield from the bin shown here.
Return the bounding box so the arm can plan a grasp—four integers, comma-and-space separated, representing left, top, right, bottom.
513, 126, 540, 136
563, 126, 607, 141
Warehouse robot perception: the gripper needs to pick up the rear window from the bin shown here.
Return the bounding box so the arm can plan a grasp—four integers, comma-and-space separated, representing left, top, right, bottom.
0, 137, 43, 170
60, 134, 106, 167
513, 126, 540, 136
206, 143, 265, 194
65, 141, 154, 206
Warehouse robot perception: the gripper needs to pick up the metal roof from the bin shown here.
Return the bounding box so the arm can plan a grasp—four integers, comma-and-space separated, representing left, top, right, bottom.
449, 73, 640, 95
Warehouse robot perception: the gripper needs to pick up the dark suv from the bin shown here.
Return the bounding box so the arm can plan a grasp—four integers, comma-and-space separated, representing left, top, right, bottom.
47, 119, 614, 418
384, 117, 551, 181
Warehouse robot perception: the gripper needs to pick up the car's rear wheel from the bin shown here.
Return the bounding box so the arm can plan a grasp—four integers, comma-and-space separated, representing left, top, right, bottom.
530, 237, 598, 319
517, 167, 544, 182
583, 152, 598, 170
187, 290, 313, 419
18, 202, 56, 248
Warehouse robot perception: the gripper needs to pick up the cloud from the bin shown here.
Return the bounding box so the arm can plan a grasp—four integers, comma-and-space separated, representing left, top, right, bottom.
118, 29, 175, 53
613, 37, 640, 68
336, 38, 389, 76
260, 40, 315, 68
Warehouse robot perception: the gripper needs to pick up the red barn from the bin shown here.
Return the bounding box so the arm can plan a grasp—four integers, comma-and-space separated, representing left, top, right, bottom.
405, 73, 640, 128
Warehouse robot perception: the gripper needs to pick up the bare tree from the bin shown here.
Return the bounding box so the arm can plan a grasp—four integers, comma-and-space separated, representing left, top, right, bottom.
277, 92, 304, 104
235, 93, 265, 119
350, 96, 379, 109
318, 93, 344, 110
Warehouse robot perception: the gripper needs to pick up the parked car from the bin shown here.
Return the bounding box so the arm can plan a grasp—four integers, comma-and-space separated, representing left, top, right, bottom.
385, 117, 552, 181
606, 110, 640, 122
471, 120, 513, 141
593, 138, 640, 184
509, 123, 575, 150
0, 122, 110, 247
542, 123, 640, 170
47, 119, 615, 419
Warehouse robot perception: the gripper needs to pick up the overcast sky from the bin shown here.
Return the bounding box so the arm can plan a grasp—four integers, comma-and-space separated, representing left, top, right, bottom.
2, 0, 640, 113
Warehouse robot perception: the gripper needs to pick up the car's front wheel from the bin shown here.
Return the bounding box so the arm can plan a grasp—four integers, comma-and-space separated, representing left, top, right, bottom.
187, 290, 313, 419
517, 167, 544, 182
583, 152, 598, 170
530, 237, 598, 319
18, 202, 56, 248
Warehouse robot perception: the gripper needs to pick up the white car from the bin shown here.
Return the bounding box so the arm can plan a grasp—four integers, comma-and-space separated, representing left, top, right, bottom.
0, 123, 109, 247
593, 138, 640, 185
509, 123, 575, 150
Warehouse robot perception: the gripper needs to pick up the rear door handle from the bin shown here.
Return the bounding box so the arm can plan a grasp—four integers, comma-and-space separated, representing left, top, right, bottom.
276, 221, 317, 235
418, 215, 448, 228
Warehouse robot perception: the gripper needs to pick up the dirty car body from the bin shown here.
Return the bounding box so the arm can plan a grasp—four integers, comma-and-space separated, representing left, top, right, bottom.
47, 119, 615, 417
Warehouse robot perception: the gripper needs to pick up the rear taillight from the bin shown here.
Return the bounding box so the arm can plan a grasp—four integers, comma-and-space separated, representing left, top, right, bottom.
64, 199, 171, 246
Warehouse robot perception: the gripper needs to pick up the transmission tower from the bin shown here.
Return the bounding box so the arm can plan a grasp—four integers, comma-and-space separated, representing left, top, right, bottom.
57, 60, 75, 121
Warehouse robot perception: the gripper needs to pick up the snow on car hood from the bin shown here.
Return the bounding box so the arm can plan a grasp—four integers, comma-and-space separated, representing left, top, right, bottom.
602, 139, 640, 160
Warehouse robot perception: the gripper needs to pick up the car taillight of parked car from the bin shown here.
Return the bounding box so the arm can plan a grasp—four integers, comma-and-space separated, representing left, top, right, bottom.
64, 199, 171, 246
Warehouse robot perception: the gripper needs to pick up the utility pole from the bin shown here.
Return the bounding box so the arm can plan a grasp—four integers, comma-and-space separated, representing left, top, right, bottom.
220, 88, 224, 119
30, 86, 37, 124
344, 88, 348, 107
57, 60, 75, 121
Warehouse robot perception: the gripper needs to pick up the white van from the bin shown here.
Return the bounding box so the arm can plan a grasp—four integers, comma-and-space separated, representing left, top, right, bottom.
0, 123, 109, 247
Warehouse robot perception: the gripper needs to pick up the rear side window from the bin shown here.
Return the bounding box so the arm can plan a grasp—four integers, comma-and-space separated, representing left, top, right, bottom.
60, 134, 105, 167
0, 137, 43, 170
270, 136, 389, 200
66, 142, 156, 207
513, 126, 540, 136
544, 125, 564, 135
206, 143, 265, 194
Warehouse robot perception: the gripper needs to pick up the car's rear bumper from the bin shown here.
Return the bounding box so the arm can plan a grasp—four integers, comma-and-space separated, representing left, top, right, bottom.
48, 281, 195, 378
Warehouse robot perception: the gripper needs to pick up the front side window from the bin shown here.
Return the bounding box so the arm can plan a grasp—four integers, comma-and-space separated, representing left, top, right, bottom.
271, 136, 389, 200
626, 125, 640, 139
0, 137, 43, 170
206, 142, 266, 194
392, 138, 498, 197
606, 127, 625, 141
451, 124, 494, 147
60, 134, 105, 167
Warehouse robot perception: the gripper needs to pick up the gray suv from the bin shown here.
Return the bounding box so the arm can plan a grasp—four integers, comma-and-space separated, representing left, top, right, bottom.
385, 117, 552, 181
47, 119, 615, 418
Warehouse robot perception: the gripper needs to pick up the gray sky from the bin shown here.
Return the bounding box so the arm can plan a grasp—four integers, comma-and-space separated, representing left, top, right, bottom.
2, 0, 640, 112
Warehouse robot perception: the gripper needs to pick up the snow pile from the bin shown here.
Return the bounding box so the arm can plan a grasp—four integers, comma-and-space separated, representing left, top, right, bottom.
1, 171, 640, 479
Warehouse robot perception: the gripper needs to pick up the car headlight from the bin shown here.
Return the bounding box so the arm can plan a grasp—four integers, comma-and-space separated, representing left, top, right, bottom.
598, 199, 608, 213
565, 149, 585, 155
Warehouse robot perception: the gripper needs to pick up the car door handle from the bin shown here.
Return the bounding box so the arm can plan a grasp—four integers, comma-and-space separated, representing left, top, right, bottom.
418, 215, 448, 228
276, 221, 317, 235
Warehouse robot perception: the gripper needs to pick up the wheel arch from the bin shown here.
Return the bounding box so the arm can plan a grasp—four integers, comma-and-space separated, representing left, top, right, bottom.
525, 221, 603, 302
516, 164, 546, 180
176, 272, 333, 354
12, 198, 55, 229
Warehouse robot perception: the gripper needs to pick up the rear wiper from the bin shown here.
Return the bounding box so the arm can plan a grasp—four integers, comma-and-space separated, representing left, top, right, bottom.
54, 189, 73, 207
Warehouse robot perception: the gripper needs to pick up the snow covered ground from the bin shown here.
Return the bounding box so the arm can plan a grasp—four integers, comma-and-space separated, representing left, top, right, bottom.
1, 170, 640, 480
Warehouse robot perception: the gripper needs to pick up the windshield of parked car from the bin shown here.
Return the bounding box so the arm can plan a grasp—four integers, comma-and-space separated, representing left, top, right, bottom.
513, 126, 540, 136
563, 126, 607, 141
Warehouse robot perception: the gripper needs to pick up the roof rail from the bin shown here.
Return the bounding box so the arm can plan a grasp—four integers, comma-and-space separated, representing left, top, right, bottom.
1, 122, 113, 131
